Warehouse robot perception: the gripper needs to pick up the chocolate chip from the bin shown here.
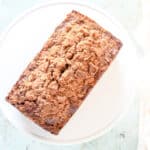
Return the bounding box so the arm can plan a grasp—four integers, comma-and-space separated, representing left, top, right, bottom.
24, 101, 36, 113
69, 105, 77, 115
45, 118, 56, 126
28, 63, 37, 71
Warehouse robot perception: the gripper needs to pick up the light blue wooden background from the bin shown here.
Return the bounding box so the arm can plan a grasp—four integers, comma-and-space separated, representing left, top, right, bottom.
0, 0, 141, 149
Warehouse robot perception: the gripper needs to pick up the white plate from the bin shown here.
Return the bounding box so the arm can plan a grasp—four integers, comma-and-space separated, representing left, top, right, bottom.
0, 0, 138, 145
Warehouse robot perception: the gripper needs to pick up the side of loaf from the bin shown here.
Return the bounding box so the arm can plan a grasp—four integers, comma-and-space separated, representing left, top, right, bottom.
6, 10, 122, 134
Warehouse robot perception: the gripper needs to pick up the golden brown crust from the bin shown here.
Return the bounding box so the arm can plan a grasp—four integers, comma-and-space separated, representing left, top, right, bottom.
6, 10, 122, 135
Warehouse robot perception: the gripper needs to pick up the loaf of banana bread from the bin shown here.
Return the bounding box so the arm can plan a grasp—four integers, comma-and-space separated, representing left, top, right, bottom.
6, 10, 122, 134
